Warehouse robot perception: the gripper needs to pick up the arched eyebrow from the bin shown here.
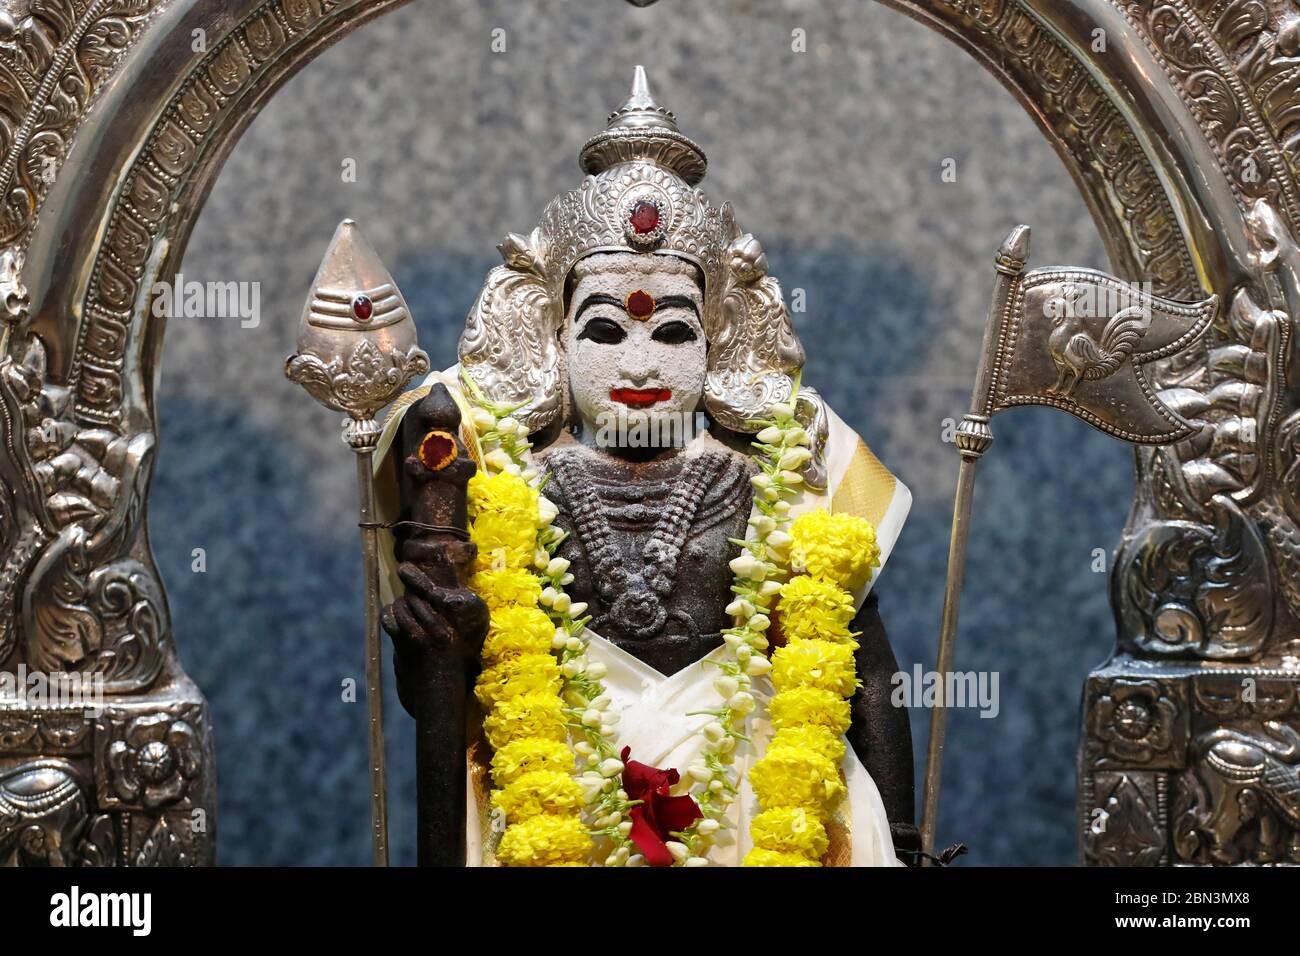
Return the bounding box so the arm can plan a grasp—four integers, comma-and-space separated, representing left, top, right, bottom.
574, 293, 624, 323
574, 292, 702, 322
655, 295, 700, 319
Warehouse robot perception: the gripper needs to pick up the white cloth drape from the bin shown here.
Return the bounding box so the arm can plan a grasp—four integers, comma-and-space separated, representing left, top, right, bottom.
466, 629, 901, 867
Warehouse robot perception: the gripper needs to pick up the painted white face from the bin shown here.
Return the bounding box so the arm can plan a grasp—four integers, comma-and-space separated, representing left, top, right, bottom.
564, 253, 706, 449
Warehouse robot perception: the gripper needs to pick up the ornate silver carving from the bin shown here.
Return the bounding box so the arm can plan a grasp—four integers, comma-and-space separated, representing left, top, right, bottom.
77, 813, 118, 867
1084, 773, 1166, 867
286, 215, 418, 865
99, 709, 203, 809
580, 65, 706, 186
0, 758, 88, 866
1116, 494, 1274, 659
0, 247, 28, 335
1, 332, 165, 691
708, 232, 805, 433
287, 338, 429, 443
993, 266, 1217, 443
1175, 721, 1300, 865
0, 0, 414, 867
1089, 678, 1184, 767
132, 814, 191, 867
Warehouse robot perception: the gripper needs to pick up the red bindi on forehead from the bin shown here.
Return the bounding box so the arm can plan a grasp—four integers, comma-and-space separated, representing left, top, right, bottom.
625, 289, 655, 320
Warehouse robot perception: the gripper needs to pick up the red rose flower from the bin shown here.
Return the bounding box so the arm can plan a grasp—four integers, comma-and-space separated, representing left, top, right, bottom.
620, 747, 703, 866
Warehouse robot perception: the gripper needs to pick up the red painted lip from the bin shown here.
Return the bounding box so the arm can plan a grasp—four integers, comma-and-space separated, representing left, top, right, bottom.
611, 387, 672, 408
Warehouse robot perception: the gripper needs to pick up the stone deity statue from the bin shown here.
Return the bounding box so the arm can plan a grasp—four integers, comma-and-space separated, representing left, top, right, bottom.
376, 68, 915, 867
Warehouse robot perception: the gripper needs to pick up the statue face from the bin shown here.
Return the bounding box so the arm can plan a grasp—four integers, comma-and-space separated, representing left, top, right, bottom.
564, 254, 706, 448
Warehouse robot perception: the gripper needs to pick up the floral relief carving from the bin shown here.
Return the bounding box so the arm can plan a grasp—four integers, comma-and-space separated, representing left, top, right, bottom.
1091, 678, 1181, 765
102, 711, 202, 808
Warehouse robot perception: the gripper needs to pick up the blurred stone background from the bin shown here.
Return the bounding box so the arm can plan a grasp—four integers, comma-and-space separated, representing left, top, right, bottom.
156, 0, 1130, 865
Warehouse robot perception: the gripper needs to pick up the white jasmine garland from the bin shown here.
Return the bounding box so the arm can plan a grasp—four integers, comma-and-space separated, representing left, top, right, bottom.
673, 395, 812, 865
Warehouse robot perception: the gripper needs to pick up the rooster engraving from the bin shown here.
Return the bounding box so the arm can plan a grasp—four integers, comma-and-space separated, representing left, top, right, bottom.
1046, 284, 1152, 398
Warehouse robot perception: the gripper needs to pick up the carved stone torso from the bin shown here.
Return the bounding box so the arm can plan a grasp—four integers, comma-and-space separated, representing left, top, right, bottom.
540, 439, 756, 676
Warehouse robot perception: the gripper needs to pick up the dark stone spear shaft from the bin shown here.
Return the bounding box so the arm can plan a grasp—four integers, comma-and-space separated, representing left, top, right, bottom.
386, 384, 487, 866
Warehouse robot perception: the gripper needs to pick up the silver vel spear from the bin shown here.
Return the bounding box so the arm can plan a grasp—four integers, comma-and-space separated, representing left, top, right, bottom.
285, 219, 429, 866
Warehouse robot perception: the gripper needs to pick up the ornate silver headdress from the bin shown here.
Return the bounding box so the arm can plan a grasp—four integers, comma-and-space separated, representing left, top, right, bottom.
458, 67, 805, 435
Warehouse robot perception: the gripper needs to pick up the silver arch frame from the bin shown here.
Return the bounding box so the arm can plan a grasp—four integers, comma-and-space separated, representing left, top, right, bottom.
0, 0, 1296, 865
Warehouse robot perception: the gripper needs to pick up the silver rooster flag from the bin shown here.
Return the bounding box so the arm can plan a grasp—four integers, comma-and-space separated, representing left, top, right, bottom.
979, 238, 1218, 443
919, 225, 1217, 864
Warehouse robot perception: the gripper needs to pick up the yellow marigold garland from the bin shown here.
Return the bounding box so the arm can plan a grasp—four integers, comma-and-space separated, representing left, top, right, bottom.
750, 743, 847, 810
775, 575, 857, 643
749, 806, 829, 858
473, 653, 563, 709
769, 724, 846, 765
489, 738, 574, 787
463, 457, 590, 865
480, 606, 555, 663
742, 847, 821, 868
467, 469, 538, 519
495, 813, 592, 867
468, 567, 541, 612
743, 536, 875, 864
461, 378, 636, 867
481, 691, 568, 750
491, 769, 585, 823
770, 639, 860, 698
769, 686, 854, 735
788, 510, 881, 593
468, 511, 537, 572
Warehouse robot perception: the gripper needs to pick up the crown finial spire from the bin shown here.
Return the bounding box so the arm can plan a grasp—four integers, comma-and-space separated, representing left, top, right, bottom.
580, 67, 706, 185
629, 65, 652, 106
606, 65, 680, 132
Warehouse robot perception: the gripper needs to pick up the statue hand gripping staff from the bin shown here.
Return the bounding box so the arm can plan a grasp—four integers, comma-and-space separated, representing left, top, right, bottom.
382, 386, 487, 868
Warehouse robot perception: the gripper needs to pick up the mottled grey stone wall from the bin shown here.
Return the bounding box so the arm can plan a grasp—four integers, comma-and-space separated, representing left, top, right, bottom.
157, 0, 1128, 865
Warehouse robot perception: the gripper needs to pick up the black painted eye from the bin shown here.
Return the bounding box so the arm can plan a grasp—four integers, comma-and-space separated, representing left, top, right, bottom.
577, 318, 626, 345
651, 320, 698, 345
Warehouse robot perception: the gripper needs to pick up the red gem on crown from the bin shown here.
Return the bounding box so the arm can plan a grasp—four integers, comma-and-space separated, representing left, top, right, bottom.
628, 199, 660, 236
351, 294, 373, 321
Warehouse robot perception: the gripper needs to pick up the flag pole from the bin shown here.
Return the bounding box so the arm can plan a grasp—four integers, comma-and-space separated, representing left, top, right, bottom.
919, 225, 1029, 864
